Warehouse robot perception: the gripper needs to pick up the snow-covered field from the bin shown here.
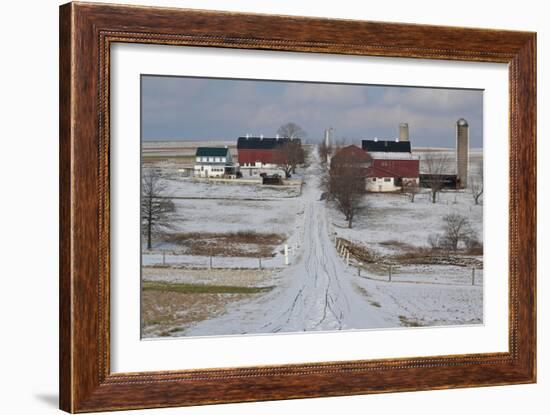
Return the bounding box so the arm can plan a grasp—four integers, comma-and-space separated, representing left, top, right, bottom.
328, 189, 483, 257
354, 277, 482, 327
142, 144, 484, 338
165, 179, 300, 199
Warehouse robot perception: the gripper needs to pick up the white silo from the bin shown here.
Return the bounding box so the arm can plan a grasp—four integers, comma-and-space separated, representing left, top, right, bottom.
399, 123, 409, 142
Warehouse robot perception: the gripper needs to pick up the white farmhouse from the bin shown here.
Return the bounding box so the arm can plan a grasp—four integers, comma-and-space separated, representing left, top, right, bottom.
194, 147, 236, 178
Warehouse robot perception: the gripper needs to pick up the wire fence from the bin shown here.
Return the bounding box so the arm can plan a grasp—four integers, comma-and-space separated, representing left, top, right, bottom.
142, 246, 293, 270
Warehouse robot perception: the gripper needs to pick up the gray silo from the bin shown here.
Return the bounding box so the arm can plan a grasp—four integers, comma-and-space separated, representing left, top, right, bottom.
399, 123, 409, 141
456, 118, 469, 188
324, 127, 333, 148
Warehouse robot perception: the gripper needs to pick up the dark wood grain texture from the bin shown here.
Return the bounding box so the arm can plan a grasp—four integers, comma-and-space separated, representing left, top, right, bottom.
59, 2, 536, 412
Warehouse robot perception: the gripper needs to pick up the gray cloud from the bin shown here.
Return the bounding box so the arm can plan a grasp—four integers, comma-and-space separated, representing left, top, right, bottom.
141, 76, 483, 148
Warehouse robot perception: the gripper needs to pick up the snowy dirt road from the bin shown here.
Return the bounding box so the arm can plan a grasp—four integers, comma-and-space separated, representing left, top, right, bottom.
184, 153, 398, 336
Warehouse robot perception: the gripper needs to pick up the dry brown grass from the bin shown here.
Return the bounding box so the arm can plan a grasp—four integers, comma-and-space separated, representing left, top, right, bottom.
388, 249, 483, 267
379, 239, 417, 251
141, 281, 272, 338
466, 245, 484, 256
142, 267, 276, 287
337, 237, 380, 263
141, 290, 249, 337
339, 237, 483, 268
164, 231, 285, 257
141, 267, 277, 337
398, 315, 424, 327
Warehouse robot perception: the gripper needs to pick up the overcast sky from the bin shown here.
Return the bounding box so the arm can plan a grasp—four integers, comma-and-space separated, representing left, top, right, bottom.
142, 75, 483, 148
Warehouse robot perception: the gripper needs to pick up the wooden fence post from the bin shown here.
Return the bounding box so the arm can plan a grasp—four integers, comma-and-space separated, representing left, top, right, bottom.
259, 257, 262, 270
162, 251, 166, 266
284, 244, 289, 265
389, 265, 392, 282
471, 267, 475, 285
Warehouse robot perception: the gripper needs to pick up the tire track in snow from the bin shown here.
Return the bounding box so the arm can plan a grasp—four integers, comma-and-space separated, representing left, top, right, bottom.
185, 150, 392, 336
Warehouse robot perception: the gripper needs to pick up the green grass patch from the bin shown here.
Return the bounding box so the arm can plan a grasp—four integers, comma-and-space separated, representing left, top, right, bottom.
142, 280, 273, 294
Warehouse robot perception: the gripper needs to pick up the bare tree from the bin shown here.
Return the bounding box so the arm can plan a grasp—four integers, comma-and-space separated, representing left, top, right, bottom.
470, 160, 484, 205
277, 122, 306, 140
402, 180, 420, 203
275, 139, 305, 178
422, 152, 450, 203
328, 155, 367, 228
142, 168, 175, 250
441, 213, 475, 252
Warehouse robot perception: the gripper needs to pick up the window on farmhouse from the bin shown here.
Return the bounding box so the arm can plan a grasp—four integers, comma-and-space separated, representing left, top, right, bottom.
384, 178, 391, 182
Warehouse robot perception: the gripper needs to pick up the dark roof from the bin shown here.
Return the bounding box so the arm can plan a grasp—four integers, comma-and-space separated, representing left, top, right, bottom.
237, 136, 301, 150
196, 147, 229, 157
362, 140, 411, 153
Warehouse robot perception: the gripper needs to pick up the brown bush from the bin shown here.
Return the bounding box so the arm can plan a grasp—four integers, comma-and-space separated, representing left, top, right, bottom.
164, 231, 285, 257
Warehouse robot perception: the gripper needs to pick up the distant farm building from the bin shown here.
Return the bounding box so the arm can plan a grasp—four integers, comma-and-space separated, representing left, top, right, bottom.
419, 174, 459, 189
194, 147, 237, 178
237, 136, 302, 170
362, 139, 420, 192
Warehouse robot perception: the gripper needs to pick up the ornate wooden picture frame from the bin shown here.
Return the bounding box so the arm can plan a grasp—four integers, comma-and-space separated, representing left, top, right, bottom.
59, 2, 536, 412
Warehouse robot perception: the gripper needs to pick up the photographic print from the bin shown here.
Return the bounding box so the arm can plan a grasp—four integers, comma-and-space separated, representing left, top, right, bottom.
140, 75, 484, 338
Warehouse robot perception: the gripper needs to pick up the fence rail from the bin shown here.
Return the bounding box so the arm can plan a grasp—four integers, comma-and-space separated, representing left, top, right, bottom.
334, 237, 483, 287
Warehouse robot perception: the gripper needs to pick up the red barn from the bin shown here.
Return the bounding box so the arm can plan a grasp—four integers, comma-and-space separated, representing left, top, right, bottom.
362, 140, 419, 192
237, 136, 301, 168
